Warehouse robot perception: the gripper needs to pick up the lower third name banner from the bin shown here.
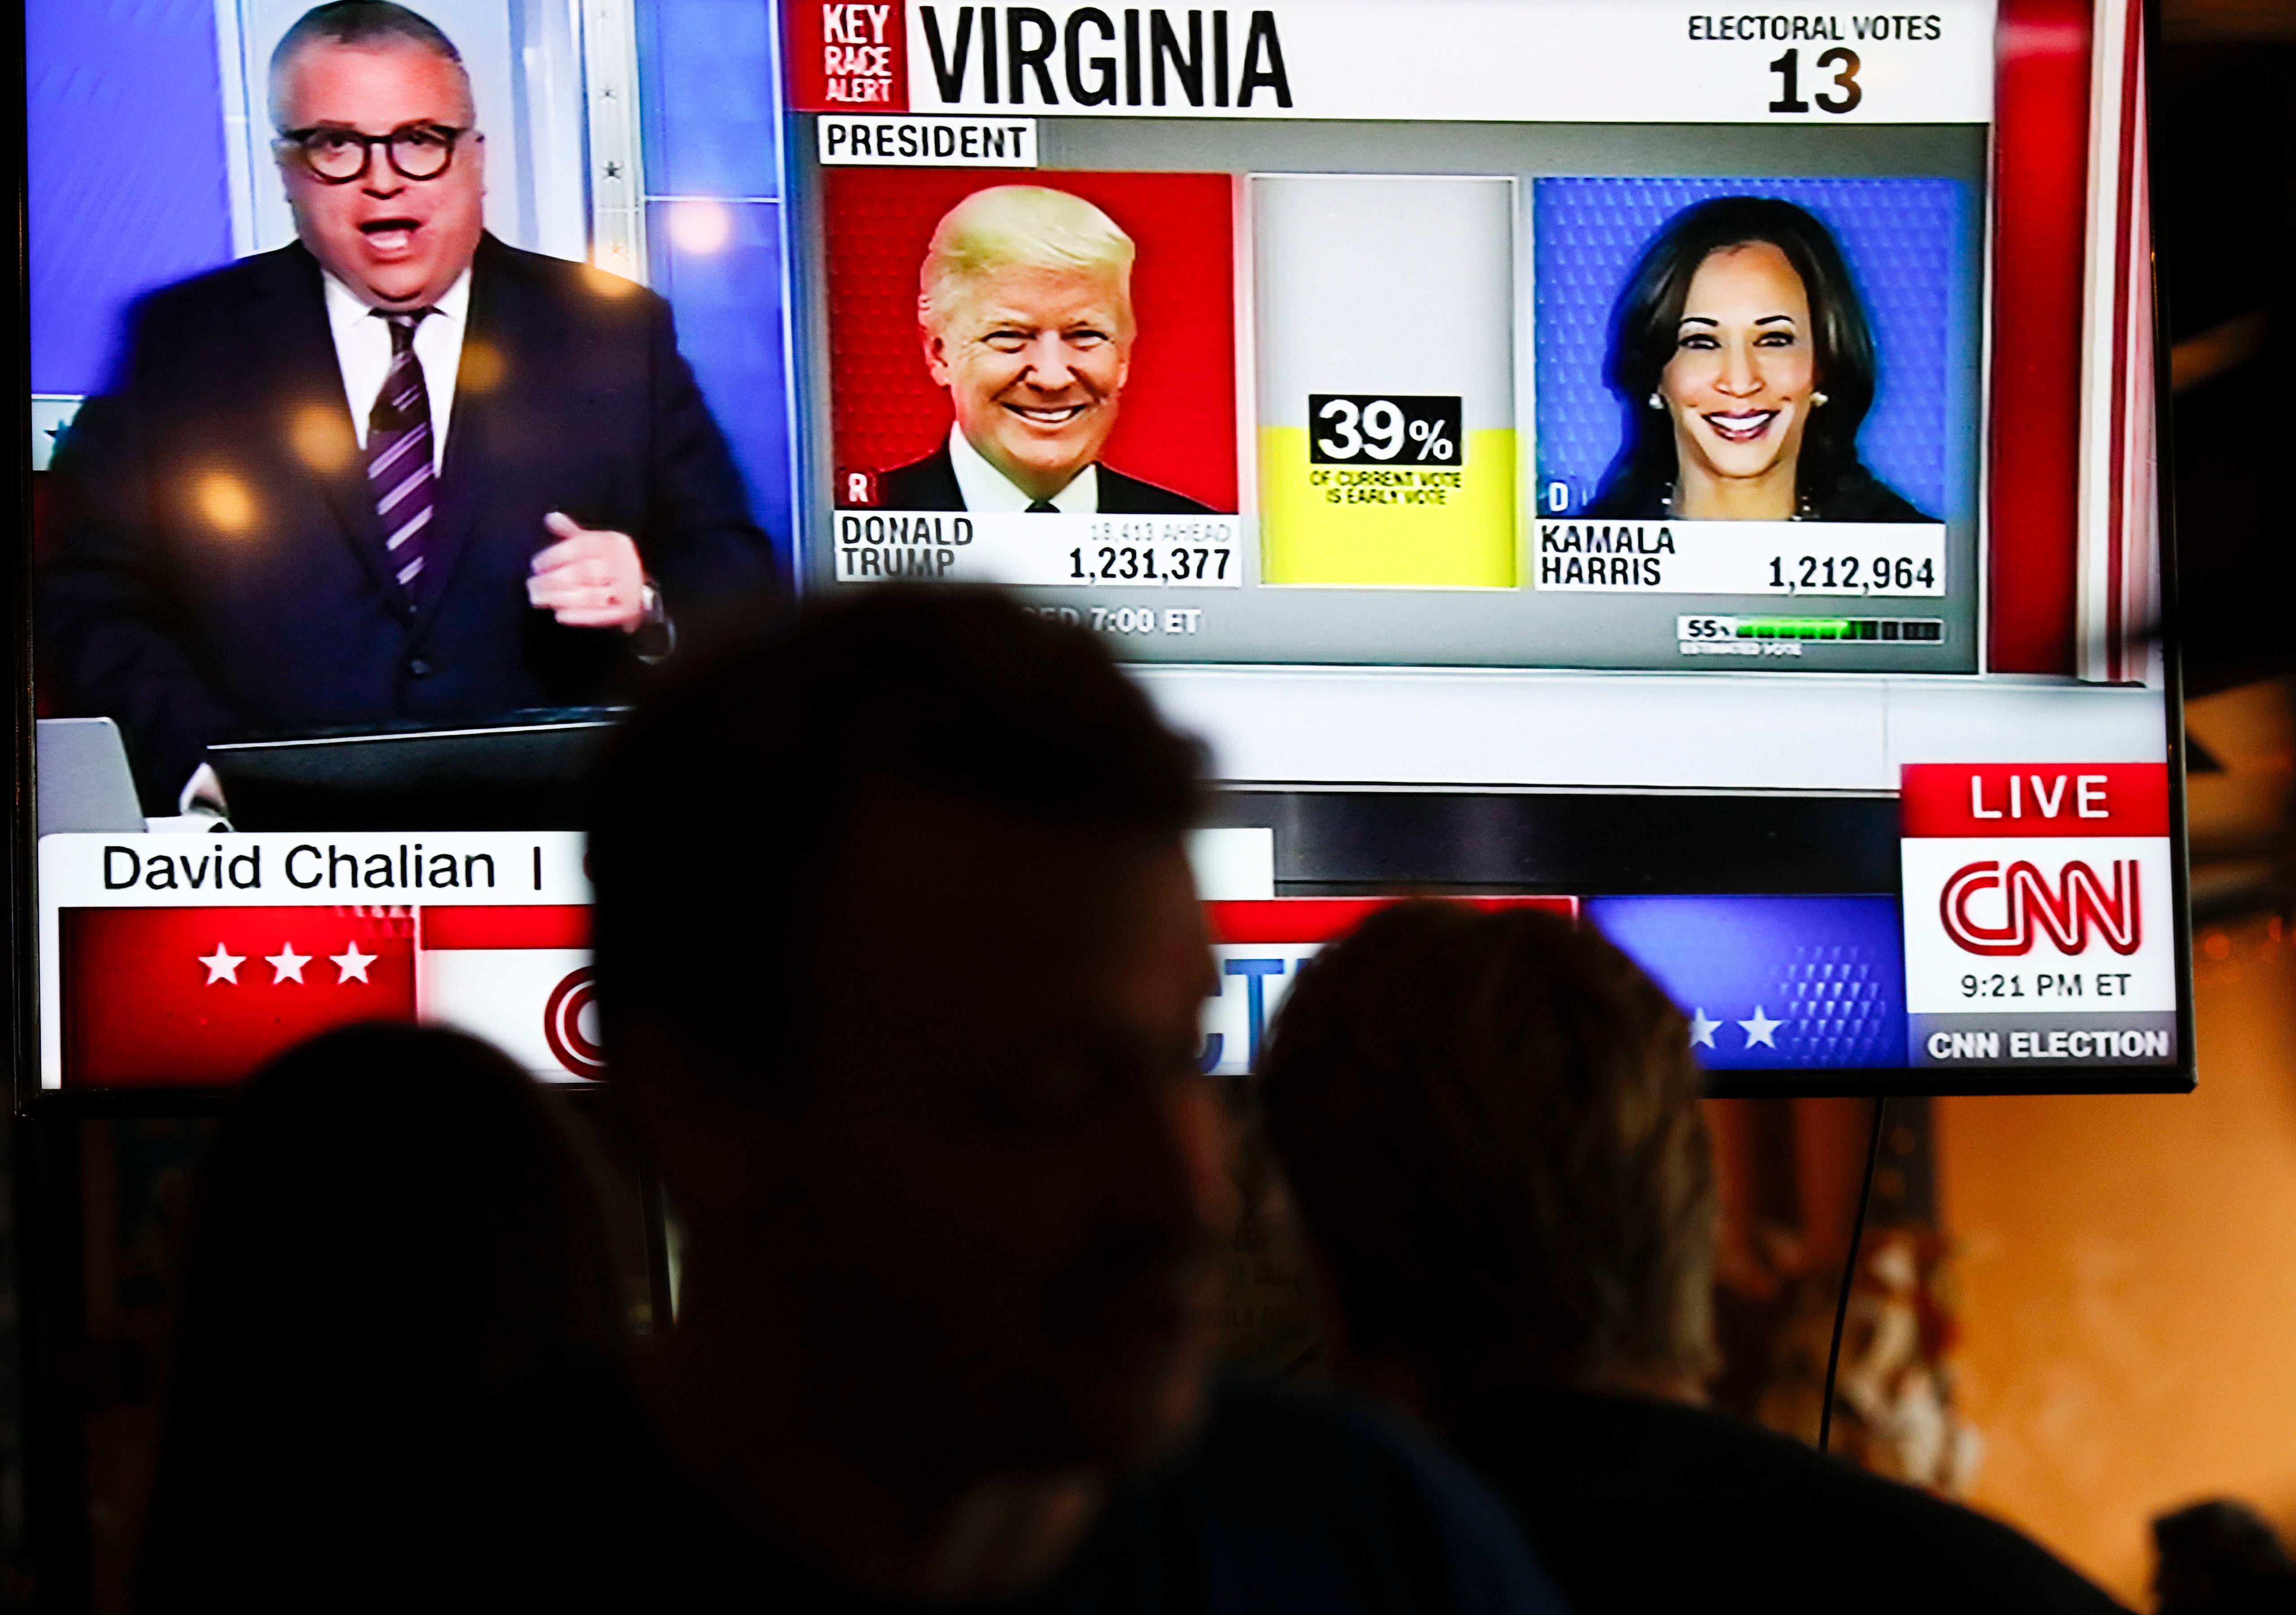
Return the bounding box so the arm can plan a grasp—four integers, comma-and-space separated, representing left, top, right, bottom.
55, 903, 599, 1088
38, 831, 593, 1089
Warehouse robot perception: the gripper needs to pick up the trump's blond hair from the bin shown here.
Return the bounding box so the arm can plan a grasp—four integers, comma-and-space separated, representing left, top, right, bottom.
919, 186, 1137, 334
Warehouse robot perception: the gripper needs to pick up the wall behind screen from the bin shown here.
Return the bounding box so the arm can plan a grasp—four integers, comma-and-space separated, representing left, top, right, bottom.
1938, 922, 2296, 1604
25, 0, 797, 562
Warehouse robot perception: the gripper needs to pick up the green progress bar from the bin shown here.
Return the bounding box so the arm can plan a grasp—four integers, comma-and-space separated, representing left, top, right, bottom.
1735, 618, 1944, 642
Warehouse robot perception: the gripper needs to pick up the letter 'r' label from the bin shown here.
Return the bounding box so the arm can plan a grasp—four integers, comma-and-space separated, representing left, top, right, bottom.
1897, 764, 2177, 1066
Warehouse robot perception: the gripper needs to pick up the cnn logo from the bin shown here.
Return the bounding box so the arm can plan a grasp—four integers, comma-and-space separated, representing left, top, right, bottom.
1940, 859, 2140, 957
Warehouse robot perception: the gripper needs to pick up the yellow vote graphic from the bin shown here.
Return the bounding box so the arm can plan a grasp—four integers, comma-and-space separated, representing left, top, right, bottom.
1259, 427, 1518, 587
1251, 173, 1519, 589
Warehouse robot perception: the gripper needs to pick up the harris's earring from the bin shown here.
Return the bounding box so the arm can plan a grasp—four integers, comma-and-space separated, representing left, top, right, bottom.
1646, 393, 1665, 410
1811, 391, 1830, 407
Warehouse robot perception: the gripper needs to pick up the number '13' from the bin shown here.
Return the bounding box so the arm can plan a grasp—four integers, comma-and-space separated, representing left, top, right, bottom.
1768, 47, 1862, 114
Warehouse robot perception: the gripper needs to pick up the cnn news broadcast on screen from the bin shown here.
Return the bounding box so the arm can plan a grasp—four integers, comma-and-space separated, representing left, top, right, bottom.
23, 0, 2184, 1097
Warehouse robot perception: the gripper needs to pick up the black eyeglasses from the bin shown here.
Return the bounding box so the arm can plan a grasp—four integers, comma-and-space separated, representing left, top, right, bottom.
277, 122, 469, 184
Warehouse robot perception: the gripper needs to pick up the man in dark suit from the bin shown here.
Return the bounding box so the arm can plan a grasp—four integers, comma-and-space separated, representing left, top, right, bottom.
39, 0, 780, 811
868, 186, 1214, 516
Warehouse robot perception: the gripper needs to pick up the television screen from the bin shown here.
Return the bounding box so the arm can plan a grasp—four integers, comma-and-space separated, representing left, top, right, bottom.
781, 0, 2185, 1093
25, 0, 792, 1090
22, 0, 2185, 1095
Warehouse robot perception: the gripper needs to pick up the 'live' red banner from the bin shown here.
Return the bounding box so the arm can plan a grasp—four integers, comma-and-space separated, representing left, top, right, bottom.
1900, 763, 2169, 838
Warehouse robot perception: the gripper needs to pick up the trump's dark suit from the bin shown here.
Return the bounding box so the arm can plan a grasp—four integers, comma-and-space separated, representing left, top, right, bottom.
41, 234, 781, 809
873, 442, 1215, 515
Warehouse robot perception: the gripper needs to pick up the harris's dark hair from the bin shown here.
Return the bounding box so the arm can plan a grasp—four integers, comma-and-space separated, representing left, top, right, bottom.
587, 584, 1206, 1097
1589, 195, 1878, 517
1258, 902, 1717, 1417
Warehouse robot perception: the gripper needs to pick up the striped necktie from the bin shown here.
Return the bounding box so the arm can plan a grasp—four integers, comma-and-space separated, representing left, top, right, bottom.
367, 309, 437, 598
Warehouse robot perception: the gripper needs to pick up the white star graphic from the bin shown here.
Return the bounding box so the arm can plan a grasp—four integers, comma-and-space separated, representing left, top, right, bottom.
1688, 1007, 1720, 1048
330, 944, 378, 984
199, 945, 244, 985
266, 944, 311, 984
1738, 1005, 1783, 1048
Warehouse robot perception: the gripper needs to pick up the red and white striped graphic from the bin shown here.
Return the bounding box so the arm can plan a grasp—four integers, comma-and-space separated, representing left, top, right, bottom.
39, 829, 1278, 1090
37, 832, 593, 1089
48, 898, 602, 1088
1199, 896, 1579, 1075
417, 905, 600, 1081
2075, 0, 2158, 687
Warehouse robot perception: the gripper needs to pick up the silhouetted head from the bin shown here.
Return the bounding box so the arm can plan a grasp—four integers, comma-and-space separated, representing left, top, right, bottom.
588, 584, 1224, 1482
139, 1022, 625, 1609
2154, 1499, 2296, 1615
1259, 901, 1717, 1420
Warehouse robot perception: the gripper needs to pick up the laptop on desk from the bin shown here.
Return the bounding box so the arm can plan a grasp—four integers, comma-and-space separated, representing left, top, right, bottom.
208, 710, 620, 831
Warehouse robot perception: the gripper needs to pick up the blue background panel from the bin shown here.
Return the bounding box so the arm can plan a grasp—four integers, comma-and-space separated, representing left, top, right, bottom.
647, 199, 794, 568
1587, 895, 1909, 1071
1533, 177, 1965, 521
636, 0, 784, 200
29, 0, 795, 555
28, 0, 234, 395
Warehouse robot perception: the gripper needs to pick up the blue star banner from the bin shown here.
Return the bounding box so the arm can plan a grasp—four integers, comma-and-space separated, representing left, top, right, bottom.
1585, 896, 1908, 1070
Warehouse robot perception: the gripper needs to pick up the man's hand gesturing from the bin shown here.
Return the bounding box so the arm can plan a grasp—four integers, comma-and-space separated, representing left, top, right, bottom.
528, 511, 650, 632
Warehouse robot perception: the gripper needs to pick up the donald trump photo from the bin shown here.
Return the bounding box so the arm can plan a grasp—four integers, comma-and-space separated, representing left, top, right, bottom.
872, 185, 1214, 515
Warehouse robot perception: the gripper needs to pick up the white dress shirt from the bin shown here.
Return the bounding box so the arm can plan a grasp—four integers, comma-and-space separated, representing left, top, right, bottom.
946, 424, 1100, 513
323, 268, 472, 470
177, 275, 477, 814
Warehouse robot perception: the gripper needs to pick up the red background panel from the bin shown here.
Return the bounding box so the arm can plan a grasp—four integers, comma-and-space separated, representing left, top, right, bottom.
1208, 896, 1580, 945
824, 168, 1238, 511
420, 905, 592, 950
63, 907, 416, 1087
786, 0, 909, 112
1901, 763, 2169, 838
1986, 0, 2095, 674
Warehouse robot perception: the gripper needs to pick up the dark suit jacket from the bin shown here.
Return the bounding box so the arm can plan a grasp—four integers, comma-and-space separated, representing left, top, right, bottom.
873, 442, 1216, 515
40, 235, 781, 808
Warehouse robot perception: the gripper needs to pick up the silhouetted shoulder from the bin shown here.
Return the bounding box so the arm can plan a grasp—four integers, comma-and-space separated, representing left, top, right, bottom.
1450, 1389, 2127, 1615
1114, 1379, 1568, 1614
369, 1367, 1569, 1614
